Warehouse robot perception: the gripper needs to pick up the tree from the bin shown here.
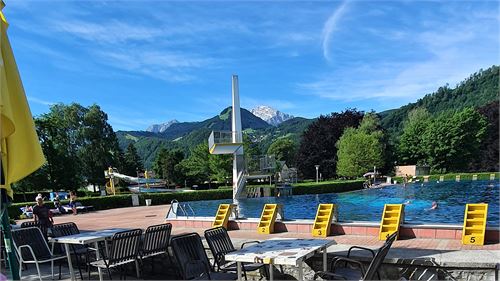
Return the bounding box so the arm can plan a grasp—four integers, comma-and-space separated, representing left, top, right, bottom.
336, 113, 385, 178
423, 108, 487, 172
121, 143, 144, 176
267, 138, 297, 166
78, 104, 123, 187
398, 108, 431, 165
296, 109, 364, 179
177, 142, 232, 185
469, 101, 499, 172
152, 148, 184, 185
177, 144, 211, 184
15, 104, 85, 192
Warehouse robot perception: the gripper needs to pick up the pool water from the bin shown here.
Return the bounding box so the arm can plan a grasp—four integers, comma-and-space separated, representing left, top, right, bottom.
185, 180, 499, 226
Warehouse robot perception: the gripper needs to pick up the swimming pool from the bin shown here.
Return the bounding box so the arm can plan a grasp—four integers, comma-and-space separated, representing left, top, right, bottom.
185, 180, 499, 226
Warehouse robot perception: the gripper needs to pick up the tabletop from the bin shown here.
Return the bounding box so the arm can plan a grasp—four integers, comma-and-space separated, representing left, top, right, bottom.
50, 228, 131, 245
225, 238, 336, 266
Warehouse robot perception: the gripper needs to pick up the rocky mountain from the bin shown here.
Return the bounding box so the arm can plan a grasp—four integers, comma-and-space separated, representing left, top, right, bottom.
251, 106, 293, 126
146, 120, 179, 133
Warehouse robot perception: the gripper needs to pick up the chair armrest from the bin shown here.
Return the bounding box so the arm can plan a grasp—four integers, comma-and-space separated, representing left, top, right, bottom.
331, 257, 365, 276
241, 241, 260, 249
17, 245, 38, 263
314, 271, 347, 280
347, 246, 375, 258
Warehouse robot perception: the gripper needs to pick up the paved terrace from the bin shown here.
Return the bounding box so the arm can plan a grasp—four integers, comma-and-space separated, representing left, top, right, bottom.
11, 205, 500, 280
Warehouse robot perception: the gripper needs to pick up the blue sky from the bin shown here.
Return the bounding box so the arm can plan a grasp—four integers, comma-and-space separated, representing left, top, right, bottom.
4, 0, 499, 131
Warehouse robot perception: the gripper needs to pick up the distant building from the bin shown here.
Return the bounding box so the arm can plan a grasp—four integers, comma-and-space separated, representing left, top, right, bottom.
395, 165, 430, 177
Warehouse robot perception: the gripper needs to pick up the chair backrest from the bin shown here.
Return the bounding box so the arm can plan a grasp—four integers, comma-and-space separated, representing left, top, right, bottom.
11, 227, 52, 261
204, 227, 236, 268
171, 233, 212, 280
108, 229, 143, 266
142, 223, 172, 257
20, 221, 39, 228
51, 222, 81, 254
52, 222, 80, 237
363, 232, 398, 280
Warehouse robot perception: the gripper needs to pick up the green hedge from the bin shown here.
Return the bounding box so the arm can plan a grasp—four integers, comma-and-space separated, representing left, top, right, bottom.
8, 189, 233, 219
393, 172, 500, 183
8, 181, 364, 219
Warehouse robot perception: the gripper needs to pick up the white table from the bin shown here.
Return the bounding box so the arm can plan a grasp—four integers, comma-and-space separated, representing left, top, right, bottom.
50, 228, 130, 281
225, 238, 335, 281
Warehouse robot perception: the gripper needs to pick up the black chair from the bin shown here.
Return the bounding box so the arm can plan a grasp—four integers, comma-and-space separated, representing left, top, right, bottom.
21, 220, 50, 239
314, 232, 398, 280
204, 227, 265, 280
20, 221, 40, 228
170, 232, 237, 280
140, 223, 173, 273
11, 227, 67, 281
89, 229, 143, 280
52, 222, 92, 280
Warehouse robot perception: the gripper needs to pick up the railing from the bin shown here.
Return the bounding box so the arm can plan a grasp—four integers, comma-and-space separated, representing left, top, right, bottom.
208, 131, 236, 149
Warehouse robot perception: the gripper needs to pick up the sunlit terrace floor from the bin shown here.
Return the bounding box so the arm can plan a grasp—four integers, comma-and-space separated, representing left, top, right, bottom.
10, 204, 500, 280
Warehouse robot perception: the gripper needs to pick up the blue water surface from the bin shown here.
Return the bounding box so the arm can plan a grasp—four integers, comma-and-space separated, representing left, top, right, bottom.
185, 180, 499, 226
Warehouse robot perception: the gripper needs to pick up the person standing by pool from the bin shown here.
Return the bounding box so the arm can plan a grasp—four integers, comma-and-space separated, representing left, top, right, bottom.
33, 196, 54, 238
69, 191, 77, 215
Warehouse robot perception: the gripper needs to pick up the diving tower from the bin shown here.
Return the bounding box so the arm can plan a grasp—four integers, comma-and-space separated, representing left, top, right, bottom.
208, 75, 246, 200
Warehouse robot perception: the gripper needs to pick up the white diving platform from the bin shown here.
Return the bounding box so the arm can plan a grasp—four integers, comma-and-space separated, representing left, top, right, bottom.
208, 131, 243, 155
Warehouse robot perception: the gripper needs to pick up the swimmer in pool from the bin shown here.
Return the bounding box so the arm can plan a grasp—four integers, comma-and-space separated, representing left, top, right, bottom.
430, 201, 438, 210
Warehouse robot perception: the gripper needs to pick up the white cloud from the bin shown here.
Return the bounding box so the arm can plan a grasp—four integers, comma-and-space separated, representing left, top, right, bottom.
51, 20, 164, 44
94, 49, 215, 82
302, 3, 499, 105
28, 96, 55, 106
321, 1, 349, 62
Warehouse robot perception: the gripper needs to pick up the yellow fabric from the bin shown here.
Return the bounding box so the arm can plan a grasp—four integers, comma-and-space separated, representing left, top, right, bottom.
0, 8, 45, 199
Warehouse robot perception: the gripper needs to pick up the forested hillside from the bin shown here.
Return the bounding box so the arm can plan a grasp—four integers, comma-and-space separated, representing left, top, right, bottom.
117, 65, 498, 171
381, 65, 499, 133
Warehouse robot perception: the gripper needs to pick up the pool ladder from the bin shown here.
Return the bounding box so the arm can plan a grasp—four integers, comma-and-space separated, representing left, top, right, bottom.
166, 199, 196, 219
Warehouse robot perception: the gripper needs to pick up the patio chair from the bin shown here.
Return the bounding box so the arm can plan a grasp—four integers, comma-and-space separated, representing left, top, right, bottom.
170, 232, 237, 280
139, 223, 173, 274
11, 227, 67, 281
314, 232, 398, 280
51, 222, 92, 280
204, 227, 266, 280
21, 220, 50, 239
89, 228, 143, 280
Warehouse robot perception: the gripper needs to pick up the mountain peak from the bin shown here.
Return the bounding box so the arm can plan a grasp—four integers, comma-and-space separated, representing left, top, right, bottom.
146, 119, 179, 133
251, 105, 293, 126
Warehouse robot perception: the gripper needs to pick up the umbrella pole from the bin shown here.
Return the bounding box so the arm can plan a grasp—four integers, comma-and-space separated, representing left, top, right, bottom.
1, 198, 20, 280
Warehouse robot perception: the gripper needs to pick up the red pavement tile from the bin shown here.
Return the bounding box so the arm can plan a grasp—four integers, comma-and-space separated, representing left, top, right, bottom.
366, 227, 379, 236
436, 229, 456, 239
351, 226, 367, 235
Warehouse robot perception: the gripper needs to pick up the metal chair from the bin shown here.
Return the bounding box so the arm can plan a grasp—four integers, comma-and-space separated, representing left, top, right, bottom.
204, 227, 265, 280
140, 223, 173, 274
51, 222, 92, 280
11, 227, 67, 281
314, 232, 398, 280
21, 220, 50, 239
171, 232, 237, 280
89, 229, 143, 280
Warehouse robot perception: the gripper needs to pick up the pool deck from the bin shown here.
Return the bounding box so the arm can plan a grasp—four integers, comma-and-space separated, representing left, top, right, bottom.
16, 204, 499, 251
13, 204, 500, 280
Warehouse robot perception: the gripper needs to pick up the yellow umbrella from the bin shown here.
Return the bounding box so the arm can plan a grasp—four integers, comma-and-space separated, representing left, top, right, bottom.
0, 1, 45, 199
